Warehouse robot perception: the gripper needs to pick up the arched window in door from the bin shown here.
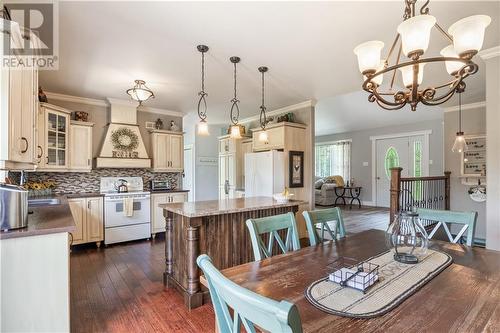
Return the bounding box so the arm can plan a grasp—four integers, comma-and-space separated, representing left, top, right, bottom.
384, 147, 399, 180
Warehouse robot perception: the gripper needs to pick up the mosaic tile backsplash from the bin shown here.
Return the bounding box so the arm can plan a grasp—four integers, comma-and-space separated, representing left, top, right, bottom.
9, 169, 182, 194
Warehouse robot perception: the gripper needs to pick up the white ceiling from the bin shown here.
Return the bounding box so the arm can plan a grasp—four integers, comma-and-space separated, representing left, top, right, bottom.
38, 1, 500, 133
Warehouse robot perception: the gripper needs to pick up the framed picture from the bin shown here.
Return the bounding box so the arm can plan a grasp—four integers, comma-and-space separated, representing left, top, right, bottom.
289, 151, 304, 188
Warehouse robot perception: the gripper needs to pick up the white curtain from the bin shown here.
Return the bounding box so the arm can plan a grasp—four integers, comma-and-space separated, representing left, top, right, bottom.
315, 141, 351, 181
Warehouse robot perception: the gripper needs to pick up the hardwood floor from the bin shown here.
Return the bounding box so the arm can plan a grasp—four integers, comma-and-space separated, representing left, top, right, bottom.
70, 206, 389, 333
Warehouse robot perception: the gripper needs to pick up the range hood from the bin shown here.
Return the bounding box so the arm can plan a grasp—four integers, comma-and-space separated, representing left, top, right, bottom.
95, 98, 151, 168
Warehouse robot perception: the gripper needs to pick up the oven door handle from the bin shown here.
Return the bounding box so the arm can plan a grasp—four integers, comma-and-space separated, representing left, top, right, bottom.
105, 197, 150, 202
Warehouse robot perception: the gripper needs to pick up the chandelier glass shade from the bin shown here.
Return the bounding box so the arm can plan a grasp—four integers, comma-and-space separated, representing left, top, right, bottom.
196, 45, 210, 136
354, 0, 490, 111
126, 80, 154, 105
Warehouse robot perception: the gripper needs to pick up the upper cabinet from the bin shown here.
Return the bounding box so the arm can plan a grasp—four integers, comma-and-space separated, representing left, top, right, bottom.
36, 103, 72, 171
0, 60, 38, 170
69, 121, 94, 172
150, 130, 184, 172
252, 122, 307, 152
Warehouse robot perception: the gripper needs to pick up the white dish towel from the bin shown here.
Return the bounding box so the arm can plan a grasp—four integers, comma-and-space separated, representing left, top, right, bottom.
123, 198, 134, 217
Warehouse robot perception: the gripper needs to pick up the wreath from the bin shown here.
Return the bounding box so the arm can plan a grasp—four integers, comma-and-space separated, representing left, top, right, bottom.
111, 127, 139, 151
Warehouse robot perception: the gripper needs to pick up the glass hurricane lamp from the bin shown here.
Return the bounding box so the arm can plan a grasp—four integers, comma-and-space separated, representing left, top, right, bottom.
386, 210, 428, 264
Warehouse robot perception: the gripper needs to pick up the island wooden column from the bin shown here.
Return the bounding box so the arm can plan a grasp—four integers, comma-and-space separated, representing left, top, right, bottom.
161, 197, 302, 309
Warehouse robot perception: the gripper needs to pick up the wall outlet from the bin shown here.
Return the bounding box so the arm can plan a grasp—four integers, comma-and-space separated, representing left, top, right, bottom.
429, 160, 433, 165
363, 162, 369, 167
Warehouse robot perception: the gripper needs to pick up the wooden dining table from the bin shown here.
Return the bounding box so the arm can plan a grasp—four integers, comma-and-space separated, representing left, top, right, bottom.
201, 229, 500, 332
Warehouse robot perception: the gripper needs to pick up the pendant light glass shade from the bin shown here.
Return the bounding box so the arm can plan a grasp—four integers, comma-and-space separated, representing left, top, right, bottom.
230, 125, 242, 139
126, 80, 154, 104
399, 63, 426, 88
258, 130, 268, 143
440, 45, 463, 75
353, 41, 384, 74
397, 15, 436, 57
452, 132, 468, 153
448, 15, 491, 57
197, 120, 209, 136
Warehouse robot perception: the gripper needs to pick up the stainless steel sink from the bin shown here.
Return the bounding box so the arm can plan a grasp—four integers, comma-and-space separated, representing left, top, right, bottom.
28, 197, 61, 207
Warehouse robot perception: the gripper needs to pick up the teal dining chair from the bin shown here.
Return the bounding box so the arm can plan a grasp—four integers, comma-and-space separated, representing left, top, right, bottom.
302, 208, 347, 246
197, 254, 303, 333
246, 212, 301, 261
417, 208, 477, 246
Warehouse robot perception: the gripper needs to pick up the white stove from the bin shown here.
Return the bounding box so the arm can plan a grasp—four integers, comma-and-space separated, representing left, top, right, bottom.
100, 177, 151, 245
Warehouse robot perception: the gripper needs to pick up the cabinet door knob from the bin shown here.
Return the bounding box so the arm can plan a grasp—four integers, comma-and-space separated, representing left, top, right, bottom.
21, 137, 28, 153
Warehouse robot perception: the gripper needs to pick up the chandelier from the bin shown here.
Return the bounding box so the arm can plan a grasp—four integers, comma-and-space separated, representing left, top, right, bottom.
353, 0, 491, 111
229, 56, 242, 139
126, 80, 154, 105
257, 66, 269, 142
196, 45, 210, 136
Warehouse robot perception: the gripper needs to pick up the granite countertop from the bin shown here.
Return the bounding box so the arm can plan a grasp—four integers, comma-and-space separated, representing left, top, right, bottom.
150, 189, 190, 194
159, 196, 305, 218
65, 192, 104, 198
0, 196, 76, 240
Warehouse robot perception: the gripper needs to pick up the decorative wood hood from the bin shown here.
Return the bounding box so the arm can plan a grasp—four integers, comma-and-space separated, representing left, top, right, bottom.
95, 98, 151, 168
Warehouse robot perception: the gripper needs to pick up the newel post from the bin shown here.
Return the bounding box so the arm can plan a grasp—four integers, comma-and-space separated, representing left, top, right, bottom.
389, 167, 403, 223
444, 171, 451, 210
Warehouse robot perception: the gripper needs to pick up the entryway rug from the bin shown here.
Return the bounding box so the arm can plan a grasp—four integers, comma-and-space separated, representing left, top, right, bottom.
305, 249, 452, 318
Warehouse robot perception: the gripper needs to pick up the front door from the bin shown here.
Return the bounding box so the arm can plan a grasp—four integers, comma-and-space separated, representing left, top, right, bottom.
376, 137, 409, 207
375, 135, 427, 207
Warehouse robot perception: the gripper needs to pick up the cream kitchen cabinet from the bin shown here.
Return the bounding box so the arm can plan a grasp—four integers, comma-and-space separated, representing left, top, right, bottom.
150, 130, 184, 172
252, 122, 307, 152
151, 192, 188, 237
0, 61, 38, 170
69, 121, 94, 172
36, 103, 72, 171
68, 196, 104, 247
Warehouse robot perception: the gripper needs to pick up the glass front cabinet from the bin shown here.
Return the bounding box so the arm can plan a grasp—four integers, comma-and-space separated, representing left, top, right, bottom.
37, 103, 72, 170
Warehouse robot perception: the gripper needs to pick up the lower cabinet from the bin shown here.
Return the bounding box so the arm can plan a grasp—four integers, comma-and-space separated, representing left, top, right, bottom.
151, 192, 187, 237
68, 196, 104, 247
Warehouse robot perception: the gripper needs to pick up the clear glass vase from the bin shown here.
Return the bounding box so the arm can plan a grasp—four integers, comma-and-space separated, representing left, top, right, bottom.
386, 211, 429, 264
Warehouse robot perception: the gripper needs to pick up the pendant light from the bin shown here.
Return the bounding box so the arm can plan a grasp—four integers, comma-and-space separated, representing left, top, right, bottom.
229, 56, 242, 139
258, 66, 269, 142
126, 80, 154, 105
196, 45, 210, 136
452, 88, 468, 153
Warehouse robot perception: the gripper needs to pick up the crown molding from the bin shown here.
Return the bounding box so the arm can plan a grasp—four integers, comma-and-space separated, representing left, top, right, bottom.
479, 46, 500, 60
139, 105, 184, 117
240, 99, 316, 124
45, 91, 109, 107
443, 101, 486, 113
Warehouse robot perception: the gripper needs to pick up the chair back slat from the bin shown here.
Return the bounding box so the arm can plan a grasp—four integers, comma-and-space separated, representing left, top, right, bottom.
303, 208, 346, 246
417, 208, 477, 246
197, 255, 303, 333
246, 212, 300, 261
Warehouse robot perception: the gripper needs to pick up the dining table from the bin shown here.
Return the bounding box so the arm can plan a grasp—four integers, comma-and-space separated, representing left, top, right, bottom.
200, 229, 500, 332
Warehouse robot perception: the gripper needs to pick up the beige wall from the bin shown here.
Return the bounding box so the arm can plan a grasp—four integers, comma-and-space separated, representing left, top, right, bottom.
444, 107, 486, 240
46, 99, 183, 158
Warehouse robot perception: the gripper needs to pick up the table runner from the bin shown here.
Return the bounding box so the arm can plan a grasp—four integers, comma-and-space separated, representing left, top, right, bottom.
305, 249, 452, 318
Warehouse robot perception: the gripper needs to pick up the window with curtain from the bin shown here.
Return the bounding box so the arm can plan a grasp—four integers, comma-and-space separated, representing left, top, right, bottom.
315, 141, 351, 181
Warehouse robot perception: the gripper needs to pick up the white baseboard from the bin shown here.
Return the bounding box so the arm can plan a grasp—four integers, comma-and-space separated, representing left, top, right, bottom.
362, 201, 375, 206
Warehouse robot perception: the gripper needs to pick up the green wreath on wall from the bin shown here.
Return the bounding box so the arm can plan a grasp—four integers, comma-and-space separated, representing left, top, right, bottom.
111, 127, 139, 151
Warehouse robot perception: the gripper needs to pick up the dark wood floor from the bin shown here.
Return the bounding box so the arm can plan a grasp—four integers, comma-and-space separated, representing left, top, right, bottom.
70, 206, 389, 333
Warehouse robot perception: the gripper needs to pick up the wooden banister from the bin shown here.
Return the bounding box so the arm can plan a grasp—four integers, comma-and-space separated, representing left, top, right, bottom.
389, 167, 402, 224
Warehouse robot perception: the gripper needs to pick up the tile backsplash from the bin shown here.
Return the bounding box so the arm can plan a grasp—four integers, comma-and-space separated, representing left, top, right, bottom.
9, 169, 181, 194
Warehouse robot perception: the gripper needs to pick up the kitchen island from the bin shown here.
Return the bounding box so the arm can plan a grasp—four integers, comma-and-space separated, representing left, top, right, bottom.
160, 196, 303, 308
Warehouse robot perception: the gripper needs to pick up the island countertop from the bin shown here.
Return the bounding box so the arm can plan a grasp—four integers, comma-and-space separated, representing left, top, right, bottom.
0, 196, 76, 240
159, 196, 305, 218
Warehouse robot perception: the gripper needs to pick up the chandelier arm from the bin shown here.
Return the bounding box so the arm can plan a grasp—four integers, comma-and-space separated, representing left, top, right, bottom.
367, 85, 407, 108
374, 96, 407, 111
390, 44, 403, 90
419, 0, 430, 14
386, 34, 400, 64
434, 22, 454, 43
421, 79, 465, 105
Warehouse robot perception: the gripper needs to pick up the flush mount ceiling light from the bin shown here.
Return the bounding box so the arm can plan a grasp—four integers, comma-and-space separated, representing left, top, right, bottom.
354, 0, 490, 111
126, 79, 154, 105
257, 66, 269, 143
196, 45, 210, 136
452, 86, 468, 153
229, 56, 242, 139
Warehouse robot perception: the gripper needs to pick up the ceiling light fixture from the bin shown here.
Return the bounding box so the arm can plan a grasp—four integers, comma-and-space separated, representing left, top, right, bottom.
452, 86, 468, 153
258, 66, 269, 143
196, 45, 210, 136
229, 56, 242, 139
354, 0, 490, 111
126, 79, 154, 105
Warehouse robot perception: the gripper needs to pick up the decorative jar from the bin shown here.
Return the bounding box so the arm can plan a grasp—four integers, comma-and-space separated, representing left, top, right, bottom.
386, 210, 428, 264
